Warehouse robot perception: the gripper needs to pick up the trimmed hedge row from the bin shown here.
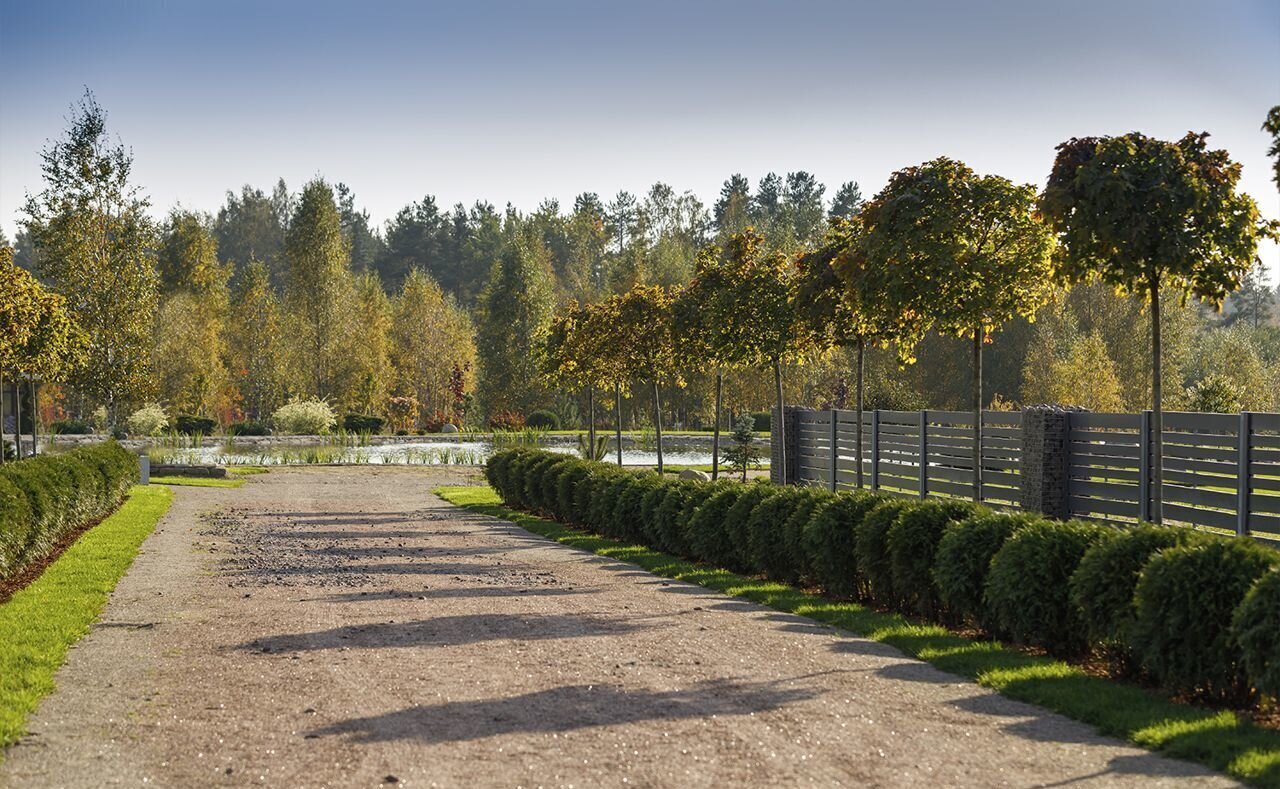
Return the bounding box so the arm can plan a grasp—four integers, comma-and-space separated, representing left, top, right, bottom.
484, 449, 1280, 703
0, 441, 139, 581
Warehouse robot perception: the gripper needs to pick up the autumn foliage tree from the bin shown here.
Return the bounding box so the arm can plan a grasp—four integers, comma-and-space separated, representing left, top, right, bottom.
856, 158, 1055, 499
1041, 132, 1271, 521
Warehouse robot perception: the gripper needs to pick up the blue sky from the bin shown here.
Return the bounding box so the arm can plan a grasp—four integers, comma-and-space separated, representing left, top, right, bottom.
1, 0, 1277, 279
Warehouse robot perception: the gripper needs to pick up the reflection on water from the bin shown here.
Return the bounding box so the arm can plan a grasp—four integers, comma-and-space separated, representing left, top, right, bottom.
148, 440, 719, 467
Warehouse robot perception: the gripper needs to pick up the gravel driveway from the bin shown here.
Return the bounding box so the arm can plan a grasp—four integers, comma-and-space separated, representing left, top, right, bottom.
0, 467, 1235, 787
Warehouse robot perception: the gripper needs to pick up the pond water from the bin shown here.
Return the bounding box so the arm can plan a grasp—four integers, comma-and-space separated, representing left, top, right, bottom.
146, 439, 724, 468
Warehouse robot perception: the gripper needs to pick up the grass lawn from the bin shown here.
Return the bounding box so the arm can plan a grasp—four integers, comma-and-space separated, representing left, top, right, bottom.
0, 485, 174, 751
435, 484, 1280, 788
226, 465, 270, 476
149, 475, 245, 488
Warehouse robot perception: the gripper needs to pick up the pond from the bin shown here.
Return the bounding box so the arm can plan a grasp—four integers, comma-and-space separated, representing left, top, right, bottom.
143, 438, 732, 468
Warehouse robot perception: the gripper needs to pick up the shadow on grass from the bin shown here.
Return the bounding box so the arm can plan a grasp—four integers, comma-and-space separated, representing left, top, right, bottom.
434, 485, 1280, 788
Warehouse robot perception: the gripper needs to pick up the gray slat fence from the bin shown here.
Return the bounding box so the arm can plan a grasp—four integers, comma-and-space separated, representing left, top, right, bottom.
780, 406, 1280, 543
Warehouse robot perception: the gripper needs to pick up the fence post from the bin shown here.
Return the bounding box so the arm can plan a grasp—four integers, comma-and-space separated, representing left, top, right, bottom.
870, 410, 880, 491
918, 410, 928, 499
139, 454, 150, 485
770, 407, 784, 485
1138, 410, 1152, 523
829, 408, 839, 491
1019, 406, 1072, 520
1237, 411, 1252, 537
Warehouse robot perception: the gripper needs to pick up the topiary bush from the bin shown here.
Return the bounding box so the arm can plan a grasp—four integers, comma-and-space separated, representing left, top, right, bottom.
578, 466, 626, 532
342, 413, 385, 433
934, 511, 1040, 630
174, 415, 217, 435
779, 488, 838, 584
750, 412, 771, 432
608, 473, 659, 541
526, 410, 560, 430
540, 456, 580, 518
887, 500, 981, 618
802, 490, 882, 597
652, 480, 703, 556
1232, 567, 1280, 699
555, 461, 593, 522
1069, 524, 1198, 656
745, 487, 810, 583
855, 498, 914, 606
49, 419, 91, 435
639, 480, 675, 547
1132, 538, 1277, 701
985, 520, 1114, 655
522, 453, 564, 512
227, 421, 270, 436
719, 483, 779, 572
685, 485, 748, 566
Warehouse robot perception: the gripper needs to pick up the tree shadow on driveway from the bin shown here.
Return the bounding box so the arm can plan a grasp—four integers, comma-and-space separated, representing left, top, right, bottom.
240, 612, 662, 653
308, 677, 820, 744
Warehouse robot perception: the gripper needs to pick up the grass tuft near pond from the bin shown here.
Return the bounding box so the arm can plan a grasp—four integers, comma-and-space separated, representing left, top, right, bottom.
0, 485, 173, 752
434, 484, 1280, 788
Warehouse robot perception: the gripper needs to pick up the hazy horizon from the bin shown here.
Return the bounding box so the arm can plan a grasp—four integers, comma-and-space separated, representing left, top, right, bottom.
2, 0, 1277, 282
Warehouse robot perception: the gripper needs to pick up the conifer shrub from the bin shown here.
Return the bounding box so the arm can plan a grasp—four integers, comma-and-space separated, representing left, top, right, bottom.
1232, 567, 1280, 699
1069, 524, 1199, 655
745, 486, 811, 582
778, 487, 838, 583
1132, 538, 1277, 701
652, 480, 701, 555
933, 511, 1040, 630
556, 461, 593, 522
685, 484, 748, 566
802, 489, 883, 597
719, 483, 778, 572
887, 499, 982, 618
608, 473, 659, 541
985, 520, 1114, 655
855, 498, 914, 605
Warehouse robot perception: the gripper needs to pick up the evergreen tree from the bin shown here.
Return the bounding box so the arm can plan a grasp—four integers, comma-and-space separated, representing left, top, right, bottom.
336, 182, 384, 274
829, 181, 864, 221
476, 226, 555, 417
283, 179, 354, 400
783, 171, 826, 248
214, 183, 288, 286
713, 174, 751, 237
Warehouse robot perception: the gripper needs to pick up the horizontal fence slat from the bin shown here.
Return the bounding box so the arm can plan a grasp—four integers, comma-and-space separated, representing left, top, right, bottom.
1069, 496, 1139, 518
1071, 413, 1142, 429
1161, 502, 1236, 531
1162, 484, 1237, 511
1072, 479, 1138, 500
1163, 411, 1240, 432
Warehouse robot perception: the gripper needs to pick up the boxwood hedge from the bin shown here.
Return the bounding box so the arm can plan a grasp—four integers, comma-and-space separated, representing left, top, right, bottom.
0, 441, 139, 582
483, 449, 1280, 702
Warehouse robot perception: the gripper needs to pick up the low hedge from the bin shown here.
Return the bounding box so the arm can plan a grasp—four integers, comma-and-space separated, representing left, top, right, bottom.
484, 449, 1280, 703
341, 413, 385, 433
0, 441, 138, 581
174, 415, 217, 435
985, 519, 1113, 655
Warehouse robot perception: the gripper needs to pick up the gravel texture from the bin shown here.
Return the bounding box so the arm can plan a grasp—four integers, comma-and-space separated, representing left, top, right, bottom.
0, 467, 1236, 787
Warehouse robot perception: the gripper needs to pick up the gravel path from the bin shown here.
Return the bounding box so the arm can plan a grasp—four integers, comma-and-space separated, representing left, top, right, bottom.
0, 467, 1236, 788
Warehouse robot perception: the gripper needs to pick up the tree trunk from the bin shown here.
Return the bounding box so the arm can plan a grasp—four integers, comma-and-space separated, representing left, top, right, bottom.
653, 381, 664, 476
587, 386, 596, 455
0, 374, 6, 465
13, 381, 23, 461
615, 382, 623, 466
972, 329, 983, 502
1150, 277, 1163, 524
773, 357, 785, 483
711, 371, 723, 481
29, 380, 38, 457
855, 337, 865, 489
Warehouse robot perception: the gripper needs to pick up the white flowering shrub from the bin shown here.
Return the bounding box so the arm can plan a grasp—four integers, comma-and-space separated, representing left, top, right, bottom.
272, 398, 337, 435
126, 403, 169, 437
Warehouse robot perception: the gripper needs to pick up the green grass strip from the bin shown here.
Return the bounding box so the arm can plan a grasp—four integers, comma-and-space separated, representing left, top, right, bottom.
150, 475, 245, 488
435, 484, 1280, 788
0, 485, 174, 751
226, 465, 269, 476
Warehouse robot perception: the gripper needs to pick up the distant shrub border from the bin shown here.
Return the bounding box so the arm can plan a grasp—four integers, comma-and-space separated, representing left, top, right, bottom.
0, 441, 139, 581
482, 448, 1280, 707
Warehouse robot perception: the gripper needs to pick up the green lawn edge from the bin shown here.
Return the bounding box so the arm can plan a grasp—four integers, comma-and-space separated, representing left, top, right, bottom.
435, 484, 1280, 788
0, 485, 174, 751
150, 475, 245, 488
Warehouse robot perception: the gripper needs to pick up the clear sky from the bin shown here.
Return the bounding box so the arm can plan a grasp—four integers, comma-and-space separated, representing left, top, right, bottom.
1, 0, 1277, 280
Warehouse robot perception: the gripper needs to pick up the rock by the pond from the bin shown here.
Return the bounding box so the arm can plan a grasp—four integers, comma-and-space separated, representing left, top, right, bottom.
439, 423, 459, 433
679, 468, 710, 481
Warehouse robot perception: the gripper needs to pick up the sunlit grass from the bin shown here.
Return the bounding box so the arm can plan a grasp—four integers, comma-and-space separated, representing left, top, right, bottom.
435, 484, 1280, 788
149, 475, 245, 488
0, 486, 173, 752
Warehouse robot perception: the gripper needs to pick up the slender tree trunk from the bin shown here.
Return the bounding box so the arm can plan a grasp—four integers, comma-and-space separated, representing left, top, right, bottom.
972, 328, 983, 502
14, 381, 24, 461
774, 357, 785, 483
1150, 277, 1163, 524
711, 371, 723, 481
29, 380, 38, 457
615, 382, 623, 466
653, 381, 664, 476
0, 374, 6, 465
855, 337, 865, 489
587, 386, 596, 456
